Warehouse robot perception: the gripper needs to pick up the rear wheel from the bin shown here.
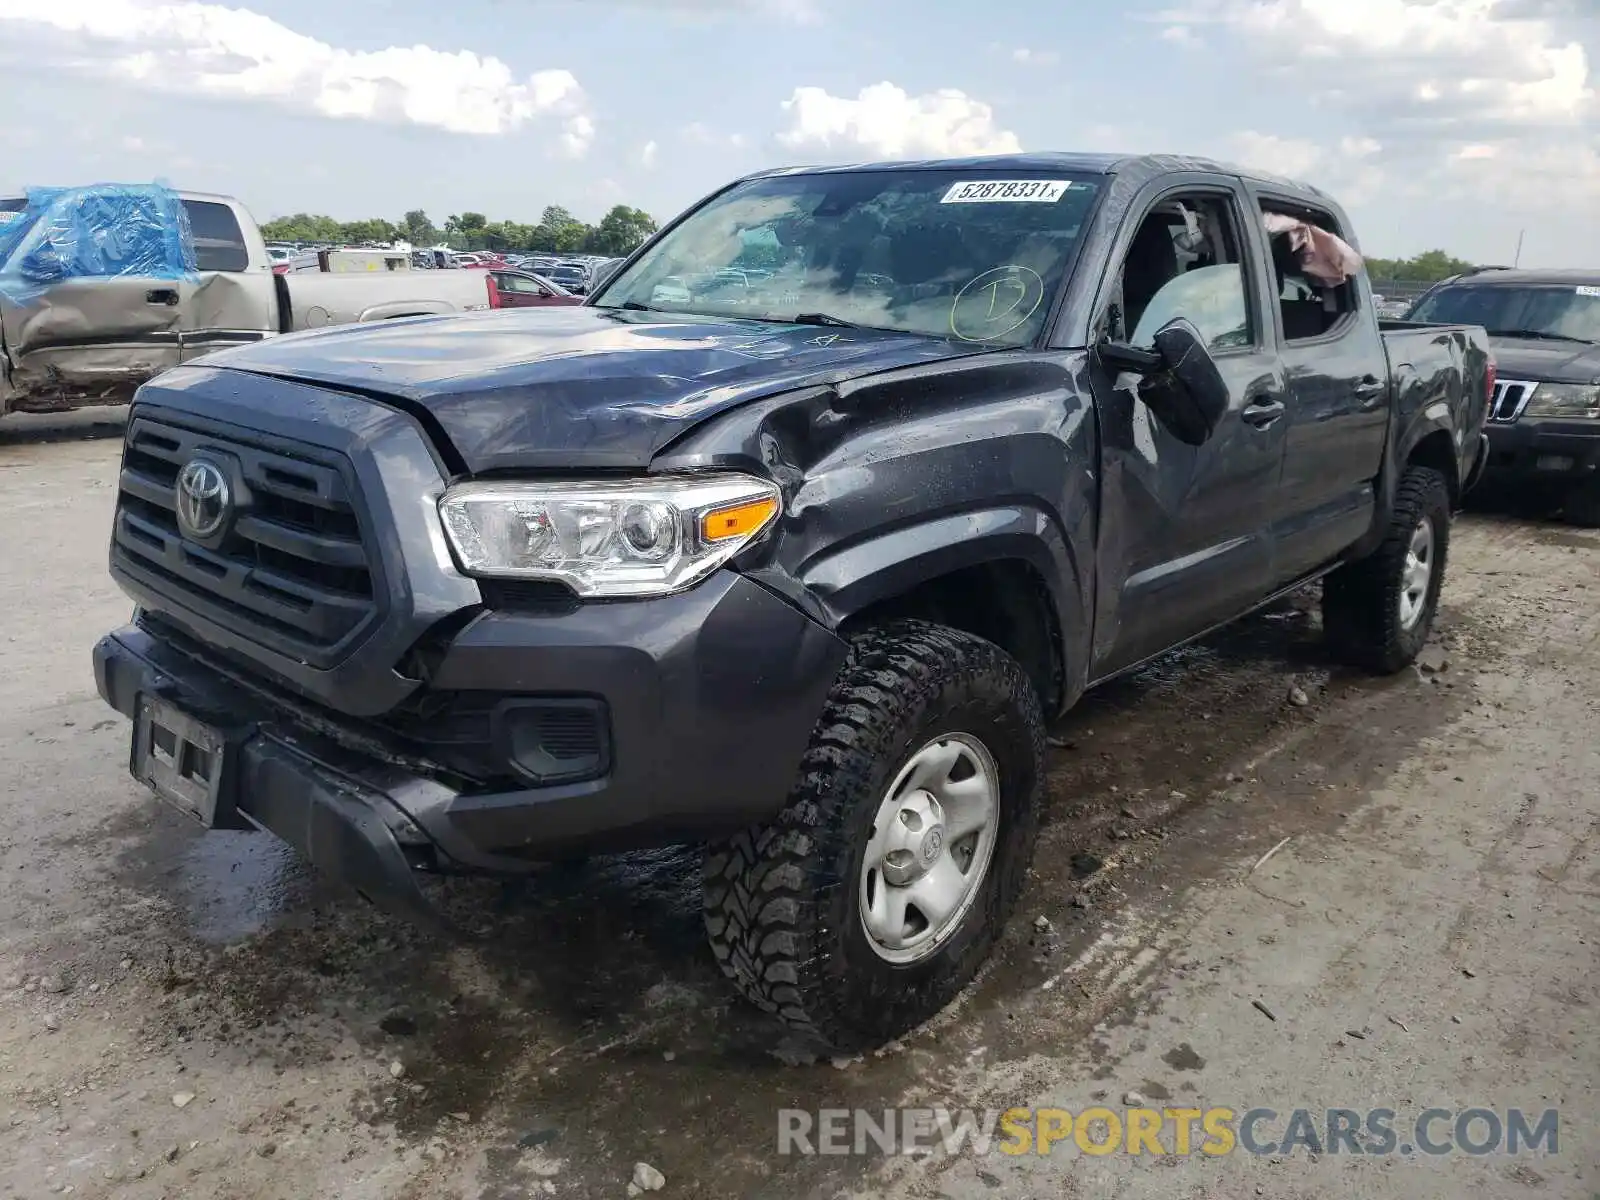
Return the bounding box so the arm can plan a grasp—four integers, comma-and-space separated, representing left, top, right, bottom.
1323, 464, 1452, 673
702, 620, 1044, 1052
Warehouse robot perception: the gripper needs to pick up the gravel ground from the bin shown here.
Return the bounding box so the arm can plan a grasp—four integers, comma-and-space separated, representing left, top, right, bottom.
0, 408, 1594, 1199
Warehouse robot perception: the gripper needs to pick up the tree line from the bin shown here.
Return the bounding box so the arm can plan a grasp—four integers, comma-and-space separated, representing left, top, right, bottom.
259, 205, 659, 256
1364, 250, 1479, 283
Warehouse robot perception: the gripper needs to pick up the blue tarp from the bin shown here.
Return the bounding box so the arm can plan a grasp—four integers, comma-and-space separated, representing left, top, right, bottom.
0, 183, 197, 304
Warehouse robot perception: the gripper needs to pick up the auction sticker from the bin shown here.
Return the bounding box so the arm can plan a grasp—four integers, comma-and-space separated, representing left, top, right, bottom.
1575, 285, 1600, 297
941, 180, 1069, 204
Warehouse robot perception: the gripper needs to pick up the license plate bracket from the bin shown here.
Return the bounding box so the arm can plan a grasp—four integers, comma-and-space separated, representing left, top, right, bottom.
132, 695, 240, 829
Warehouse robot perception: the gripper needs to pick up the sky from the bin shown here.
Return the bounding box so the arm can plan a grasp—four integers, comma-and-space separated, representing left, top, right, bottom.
0, 0, 1597, 265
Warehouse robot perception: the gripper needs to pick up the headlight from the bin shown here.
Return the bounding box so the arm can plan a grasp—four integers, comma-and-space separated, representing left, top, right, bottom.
438, 473, 781, 597
1522, 383, 1600, 419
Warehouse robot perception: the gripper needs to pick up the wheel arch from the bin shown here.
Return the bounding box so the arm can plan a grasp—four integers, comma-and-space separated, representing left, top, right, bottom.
798, 506, 1090, 716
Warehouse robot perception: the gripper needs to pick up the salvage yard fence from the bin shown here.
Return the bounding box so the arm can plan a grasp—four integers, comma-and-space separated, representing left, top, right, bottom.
1369, 278, 1438, 303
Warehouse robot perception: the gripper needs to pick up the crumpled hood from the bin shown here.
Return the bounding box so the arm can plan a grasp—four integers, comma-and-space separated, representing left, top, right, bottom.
207, 306, 989, 472
1487, 335, 1600, 385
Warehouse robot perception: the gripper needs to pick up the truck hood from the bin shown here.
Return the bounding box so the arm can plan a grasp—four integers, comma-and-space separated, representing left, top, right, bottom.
210, 306, 990, 472
1487, 335, 1600, 385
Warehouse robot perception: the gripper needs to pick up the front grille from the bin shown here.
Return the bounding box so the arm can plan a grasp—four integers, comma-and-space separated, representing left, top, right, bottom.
1489, 379, 1539, 423
112, 415, 381, 668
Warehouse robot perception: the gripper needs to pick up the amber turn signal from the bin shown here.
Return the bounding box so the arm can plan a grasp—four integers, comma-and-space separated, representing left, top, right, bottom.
701, 496, 779, 543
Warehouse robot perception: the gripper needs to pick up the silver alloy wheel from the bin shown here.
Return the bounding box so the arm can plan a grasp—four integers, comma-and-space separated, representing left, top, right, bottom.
1398, 514, 1436, 631
858, 733, 1001, 965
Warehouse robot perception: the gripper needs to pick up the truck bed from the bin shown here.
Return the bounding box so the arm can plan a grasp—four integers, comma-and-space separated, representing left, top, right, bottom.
272, 270, 494, 334
1378, 318, 1493, 484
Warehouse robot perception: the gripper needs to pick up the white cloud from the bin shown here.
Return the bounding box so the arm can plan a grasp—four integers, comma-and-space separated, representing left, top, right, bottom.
0, 0, 595, 148
550, 0, 820, 21
777, 82, 1022, 158
681, 122, 747, 148
640, 140, 659, 167
1227, 131, 1325, 179
1011, 47, 1060, 65
1219, 130, 1387, 206
1161, 0, 1593, 126
1160, 24, 1203, 47
1165, 0, 1600, 220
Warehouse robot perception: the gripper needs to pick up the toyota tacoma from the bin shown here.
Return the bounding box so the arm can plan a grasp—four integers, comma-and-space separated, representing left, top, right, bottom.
94, 153, 1493, 1051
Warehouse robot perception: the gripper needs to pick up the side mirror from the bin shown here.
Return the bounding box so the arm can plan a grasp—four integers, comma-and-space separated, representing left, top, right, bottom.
1095, 318, 1230, 447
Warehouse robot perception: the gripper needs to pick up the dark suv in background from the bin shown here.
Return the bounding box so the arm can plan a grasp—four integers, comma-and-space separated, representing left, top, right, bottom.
1408, 268, 1600, 526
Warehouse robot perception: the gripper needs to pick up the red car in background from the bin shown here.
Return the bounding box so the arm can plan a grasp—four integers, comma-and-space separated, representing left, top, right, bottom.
487, 269, 583, 308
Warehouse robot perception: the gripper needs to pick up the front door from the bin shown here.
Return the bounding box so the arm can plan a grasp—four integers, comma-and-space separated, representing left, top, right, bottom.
0, 190, 187, 411
1089, 183, 1290, 678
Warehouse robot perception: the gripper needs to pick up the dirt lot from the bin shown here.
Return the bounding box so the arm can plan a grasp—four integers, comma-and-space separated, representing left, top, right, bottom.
0, 409, 1595, 1200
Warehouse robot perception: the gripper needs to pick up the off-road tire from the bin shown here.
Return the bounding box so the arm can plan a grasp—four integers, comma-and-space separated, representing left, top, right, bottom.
1323, 464, 1452, 673
1563, 479, 1600, 529
702, 619, 1044, 1052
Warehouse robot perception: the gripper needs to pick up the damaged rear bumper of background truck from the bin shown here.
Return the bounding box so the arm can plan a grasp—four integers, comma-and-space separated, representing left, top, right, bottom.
93, 569, 846, 922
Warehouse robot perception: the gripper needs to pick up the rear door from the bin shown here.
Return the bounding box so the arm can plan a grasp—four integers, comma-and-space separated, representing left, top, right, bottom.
1086, 176, 1291, 677
1250, 191, 1390, 582
177, 198, 276, 359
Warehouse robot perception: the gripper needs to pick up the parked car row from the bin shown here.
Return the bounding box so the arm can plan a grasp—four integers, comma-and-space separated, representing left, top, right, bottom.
264, 242, 625, 296
447, 252, 624, 296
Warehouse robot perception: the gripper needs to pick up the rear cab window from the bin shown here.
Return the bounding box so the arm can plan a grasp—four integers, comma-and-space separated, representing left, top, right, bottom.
181, 200, 250, 273
1260, 201, 1360, 342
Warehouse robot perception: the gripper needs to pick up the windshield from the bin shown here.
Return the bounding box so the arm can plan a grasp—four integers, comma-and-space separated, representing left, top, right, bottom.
595, 170, 1103, 346
1410, 282, 1600, 343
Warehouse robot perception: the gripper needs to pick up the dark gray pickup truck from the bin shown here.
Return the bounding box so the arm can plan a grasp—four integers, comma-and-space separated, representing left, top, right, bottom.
1407, 267, 1600, 526
93, 153, 1492, 1051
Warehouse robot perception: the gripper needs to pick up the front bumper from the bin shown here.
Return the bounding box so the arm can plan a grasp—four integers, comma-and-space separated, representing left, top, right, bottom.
1482, 418, 1600, 487
94, 571, 847, 917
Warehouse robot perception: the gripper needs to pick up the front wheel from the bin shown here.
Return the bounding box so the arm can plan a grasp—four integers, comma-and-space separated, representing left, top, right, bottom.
1323, 463, 1452, 673
702, 620, 1044, 1052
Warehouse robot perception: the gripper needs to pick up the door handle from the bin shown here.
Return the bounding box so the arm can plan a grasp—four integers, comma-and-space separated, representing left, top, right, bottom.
145, 288, 179, 306
1353, 375, 1385, 406
1241, 398, 1286, 428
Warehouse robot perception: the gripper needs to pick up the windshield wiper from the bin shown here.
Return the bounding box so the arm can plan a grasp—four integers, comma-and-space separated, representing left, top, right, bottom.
788, 312, 858, 328
1486, 328, 1596, 345
617, 300, 657, 312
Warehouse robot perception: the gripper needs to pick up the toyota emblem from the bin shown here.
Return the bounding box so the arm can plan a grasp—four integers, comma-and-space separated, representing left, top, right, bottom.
175, 459, 231, 540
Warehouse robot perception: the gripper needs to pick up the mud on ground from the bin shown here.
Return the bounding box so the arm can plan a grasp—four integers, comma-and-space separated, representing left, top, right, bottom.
0, 410, 1594, 1199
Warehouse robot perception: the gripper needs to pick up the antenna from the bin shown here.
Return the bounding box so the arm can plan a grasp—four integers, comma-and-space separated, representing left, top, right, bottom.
1513, 229, 1525, 268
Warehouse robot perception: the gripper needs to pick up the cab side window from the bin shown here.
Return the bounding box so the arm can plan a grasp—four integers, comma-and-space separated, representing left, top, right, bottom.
1262, 202, 1357, 342
1119, 195, 1253, 354
181, 200, 249, 273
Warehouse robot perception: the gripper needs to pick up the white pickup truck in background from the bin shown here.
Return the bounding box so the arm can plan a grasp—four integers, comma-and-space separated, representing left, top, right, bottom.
0, 189, 498, 417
